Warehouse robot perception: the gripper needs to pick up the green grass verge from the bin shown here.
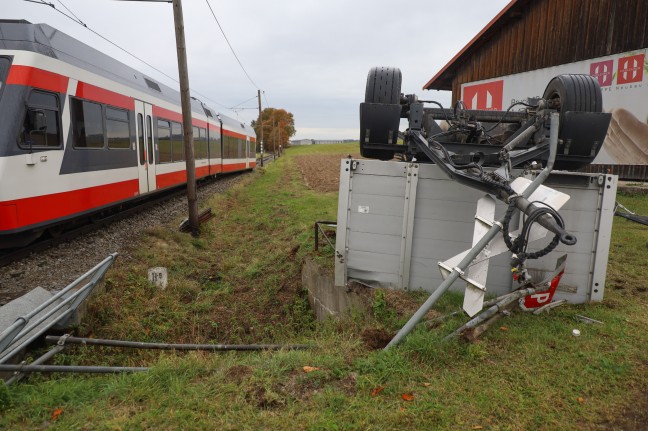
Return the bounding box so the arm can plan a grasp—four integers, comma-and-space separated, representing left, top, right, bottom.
1, 144, 647, 430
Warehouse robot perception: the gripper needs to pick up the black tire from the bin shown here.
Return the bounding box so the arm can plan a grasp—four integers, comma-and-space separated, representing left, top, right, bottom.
360, 67, 402, 160
542, 74, 604, 169
543, 74, 602, 118
365, 67, 402, 104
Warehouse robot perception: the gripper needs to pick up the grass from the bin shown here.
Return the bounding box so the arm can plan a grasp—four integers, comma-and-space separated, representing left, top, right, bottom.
1, 143, 647, 430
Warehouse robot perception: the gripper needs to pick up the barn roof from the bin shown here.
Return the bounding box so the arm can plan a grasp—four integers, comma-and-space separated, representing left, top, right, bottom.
423, 0, 529, 91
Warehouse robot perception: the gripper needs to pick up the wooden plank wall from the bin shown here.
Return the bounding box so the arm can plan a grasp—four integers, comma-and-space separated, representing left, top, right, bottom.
451, 0, 648, 101
581, 164, 648, 181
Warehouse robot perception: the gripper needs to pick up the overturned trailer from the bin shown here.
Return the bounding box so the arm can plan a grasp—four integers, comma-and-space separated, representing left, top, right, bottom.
335, 67, 617, 347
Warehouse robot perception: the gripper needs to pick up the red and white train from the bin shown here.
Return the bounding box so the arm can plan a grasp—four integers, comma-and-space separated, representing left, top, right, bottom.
0, 20, 257, 247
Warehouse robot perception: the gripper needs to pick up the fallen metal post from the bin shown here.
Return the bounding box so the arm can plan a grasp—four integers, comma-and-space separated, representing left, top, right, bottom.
444, 286, 541, 340
5, 344, 66, 385
45, 336, 311, 351
384, 114, 560, 350
424, 295, 514, 327
0, 364, 147, 374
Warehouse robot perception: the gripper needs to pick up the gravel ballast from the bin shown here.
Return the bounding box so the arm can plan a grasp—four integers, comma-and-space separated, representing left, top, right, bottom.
0, 173, 248, 305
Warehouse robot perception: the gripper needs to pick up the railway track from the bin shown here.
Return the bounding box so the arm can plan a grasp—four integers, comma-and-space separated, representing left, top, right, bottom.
0, 172, 246, 268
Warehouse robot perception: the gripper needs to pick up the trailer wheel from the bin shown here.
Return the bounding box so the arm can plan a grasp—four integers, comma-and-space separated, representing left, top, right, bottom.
360, 67, 402, 160
543, 74, 605, 169
365, 67, 402, 104
542, 74, 602, 117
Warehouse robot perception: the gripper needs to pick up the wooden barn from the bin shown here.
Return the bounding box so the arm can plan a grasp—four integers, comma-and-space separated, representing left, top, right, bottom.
424, 0, 648, 179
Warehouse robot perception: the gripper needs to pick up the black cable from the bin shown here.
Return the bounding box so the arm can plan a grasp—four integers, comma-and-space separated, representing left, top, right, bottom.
484, 101, 538, 133
503, 201, 564, 268
453, 100, 467, 118
427, 138, 483, 175
418, 100, 452, 124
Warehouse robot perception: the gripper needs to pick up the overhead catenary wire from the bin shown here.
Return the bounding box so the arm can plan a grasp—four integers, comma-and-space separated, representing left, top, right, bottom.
24, 0, 238, 114
54, 0, 85, 23
229, 95, 259, 110
204, 0, 260, 91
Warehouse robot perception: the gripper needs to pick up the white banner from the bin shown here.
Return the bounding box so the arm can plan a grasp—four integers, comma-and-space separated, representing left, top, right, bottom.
461, 49, 648, 165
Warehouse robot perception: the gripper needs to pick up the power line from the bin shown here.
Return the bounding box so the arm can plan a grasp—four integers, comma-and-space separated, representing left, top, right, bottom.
24, 0, 234, 113
55, 0, 85, 24
229, 95, 258, 110
204, 0, 260, 90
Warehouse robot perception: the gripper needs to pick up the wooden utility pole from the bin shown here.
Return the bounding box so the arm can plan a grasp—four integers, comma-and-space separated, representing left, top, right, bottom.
272, 109, 276, 160
172, 0, 199, 236
257, 89, 263, 167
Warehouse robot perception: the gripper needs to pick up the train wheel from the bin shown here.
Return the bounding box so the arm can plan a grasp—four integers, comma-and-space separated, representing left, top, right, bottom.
360, 67, 402, 160
47, 225, 65, 238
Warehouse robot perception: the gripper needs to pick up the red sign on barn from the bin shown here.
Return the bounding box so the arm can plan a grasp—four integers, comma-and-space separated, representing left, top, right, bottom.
590, 60, 614, 86
617, 54, 645, 84
463, 80, 503, 110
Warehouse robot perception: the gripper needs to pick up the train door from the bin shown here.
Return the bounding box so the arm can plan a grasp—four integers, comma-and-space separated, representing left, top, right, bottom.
245, 137, 250, 169
134, 100, 156, 193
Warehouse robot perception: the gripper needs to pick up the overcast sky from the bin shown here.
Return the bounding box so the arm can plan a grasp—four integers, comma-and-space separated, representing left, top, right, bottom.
7, 0, 510, 140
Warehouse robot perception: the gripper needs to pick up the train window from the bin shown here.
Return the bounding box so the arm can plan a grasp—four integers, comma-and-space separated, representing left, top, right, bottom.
223, 135, 230, 158
157, 119, 172, 163
19, 90, 62, 149
71, 98, 104, 149
146, 116, 154, 164
249, 140, 256, 158
208, 128, 221, 159
137, 114, 145, 165
107, 107, 130, 149
171, 121, 183, 162
237, 137, 243, 159
198, 127, 208, 159
229, 136, 237, 159
193, 126, 208, 159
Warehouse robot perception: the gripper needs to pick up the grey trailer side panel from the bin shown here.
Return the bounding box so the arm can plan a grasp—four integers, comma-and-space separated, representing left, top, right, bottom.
336, 159, 617, 304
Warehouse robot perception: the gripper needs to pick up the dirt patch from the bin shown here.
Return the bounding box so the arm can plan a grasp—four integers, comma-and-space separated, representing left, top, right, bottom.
225, 365, 253, 384
383, 290, 441, 320
360, 328, 395, 350
596, 378, 648, 430
245, 384, 286, 410
245, 368, 357, 409
295, 153, 361, 192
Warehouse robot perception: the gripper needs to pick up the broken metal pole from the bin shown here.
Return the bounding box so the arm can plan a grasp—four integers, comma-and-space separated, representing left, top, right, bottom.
444, 286, 541, 340
45, 336, 310, 351
384, 114, 560, 350
0, 364, 148, 374
5, 344, 66, 385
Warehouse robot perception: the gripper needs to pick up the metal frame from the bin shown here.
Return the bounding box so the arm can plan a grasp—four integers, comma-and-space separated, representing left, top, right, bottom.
590, 173, 617, 302
398, 163, 419, 289
334, 159, 354, 287
384, 114, 561, 349
0, 253, 118, 363
314, 221, 337, 252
